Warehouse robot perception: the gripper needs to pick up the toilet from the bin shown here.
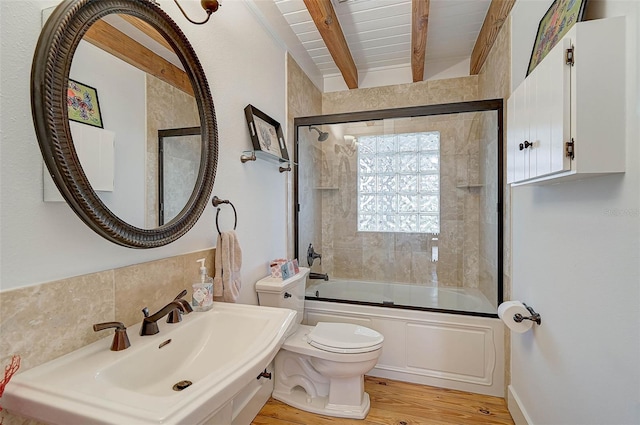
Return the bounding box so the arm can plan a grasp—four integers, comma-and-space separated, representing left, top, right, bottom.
255, 267, 384, 419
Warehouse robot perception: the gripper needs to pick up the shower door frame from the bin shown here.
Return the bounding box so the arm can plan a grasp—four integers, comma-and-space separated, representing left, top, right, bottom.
293, 99, 504, 317
158, 126, 201, 226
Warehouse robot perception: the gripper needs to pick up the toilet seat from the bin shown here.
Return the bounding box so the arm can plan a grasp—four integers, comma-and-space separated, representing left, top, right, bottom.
307, 322, 384, 354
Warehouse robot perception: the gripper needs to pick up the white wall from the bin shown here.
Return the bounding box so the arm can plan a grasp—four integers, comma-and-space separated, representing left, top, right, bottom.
70, 41, 147, 228
509, 1, 640, 424
0, 0, 289, 304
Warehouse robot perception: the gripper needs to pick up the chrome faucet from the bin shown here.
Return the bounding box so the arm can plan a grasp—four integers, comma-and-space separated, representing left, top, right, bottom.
140, 295, 193, 336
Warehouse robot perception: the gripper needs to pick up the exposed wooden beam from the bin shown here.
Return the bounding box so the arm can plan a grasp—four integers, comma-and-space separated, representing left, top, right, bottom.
119, 14, 174, 52
470, 0, 515, 75
303, 0, 358, 89
84, 20, 194, 96
411, 0, 430, 82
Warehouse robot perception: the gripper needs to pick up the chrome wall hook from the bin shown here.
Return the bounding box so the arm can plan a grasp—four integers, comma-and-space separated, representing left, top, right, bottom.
513, 303, 541, 325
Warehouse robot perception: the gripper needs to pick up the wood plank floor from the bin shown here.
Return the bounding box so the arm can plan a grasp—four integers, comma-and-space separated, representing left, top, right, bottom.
252, 376, 514, 425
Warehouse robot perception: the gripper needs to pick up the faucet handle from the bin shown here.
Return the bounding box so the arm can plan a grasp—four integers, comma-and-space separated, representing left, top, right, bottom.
167, 290, 189, 323
167, 298, 193, 324
93, 321, 131, 351
173, 289, 188, 300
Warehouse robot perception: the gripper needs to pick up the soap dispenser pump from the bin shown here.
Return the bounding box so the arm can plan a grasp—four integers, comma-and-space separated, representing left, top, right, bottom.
192, 258, 213, 311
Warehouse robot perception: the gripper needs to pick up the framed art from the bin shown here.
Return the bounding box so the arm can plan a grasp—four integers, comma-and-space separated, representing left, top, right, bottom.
244, 104, 289, 162
527, 0, 588, 77
67, 79, 104, 128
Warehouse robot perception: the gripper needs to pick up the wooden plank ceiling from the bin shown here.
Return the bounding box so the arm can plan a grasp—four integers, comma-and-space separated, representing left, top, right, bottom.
275, 0, 513, 89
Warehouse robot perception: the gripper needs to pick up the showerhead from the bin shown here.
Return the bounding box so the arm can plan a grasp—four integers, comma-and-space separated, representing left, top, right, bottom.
309, 126, 329, 142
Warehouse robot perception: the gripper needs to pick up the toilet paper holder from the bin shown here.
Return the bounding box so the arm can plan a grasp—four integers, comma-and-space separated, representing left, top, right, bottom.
513, 303, 541, 325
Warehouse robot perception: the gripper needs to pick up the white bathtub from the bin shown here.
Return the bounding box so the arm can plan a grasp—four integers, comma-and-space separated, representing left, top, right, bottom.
305, 279, 497, 315
303, 299, 505, 397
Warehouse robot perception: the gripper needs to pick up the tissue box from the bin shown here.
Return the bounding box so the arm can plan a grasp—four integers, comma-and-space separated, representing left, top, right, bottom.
281, 261, 295, 280
269, 258, 300, 280
269, 259, 287, 278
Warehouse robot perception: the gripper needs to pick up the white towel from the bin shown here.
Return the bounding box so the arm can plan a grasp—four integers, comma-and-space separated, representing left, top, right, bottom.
213, 230, 242, 303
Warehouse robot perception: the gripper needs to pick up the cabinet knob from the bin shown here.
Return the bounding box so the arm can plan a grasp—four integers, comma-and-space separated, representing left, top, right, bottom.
519, 141, 533, 151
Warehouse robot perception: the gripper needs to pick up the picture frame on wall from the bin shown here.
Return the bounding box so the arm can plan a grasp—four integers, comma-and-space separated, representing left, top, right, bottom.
526, 0, 588, 77
67, 79, 104, 128
243, 104, 289, 162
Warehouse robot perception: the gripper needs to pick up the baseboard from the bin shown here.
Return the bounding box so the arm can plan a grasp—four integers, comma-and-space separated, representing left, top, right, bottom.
508, 385, 533, 425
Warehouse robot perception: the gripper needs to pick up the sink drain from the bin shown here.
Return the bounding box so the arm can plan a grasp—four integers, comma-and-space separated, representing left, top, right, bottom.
173, 380, 193, 391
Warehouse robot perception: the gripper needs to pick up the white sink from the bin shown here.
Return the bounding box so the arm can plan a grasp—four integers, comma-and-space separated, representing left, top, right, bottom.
2, 302, 296, 425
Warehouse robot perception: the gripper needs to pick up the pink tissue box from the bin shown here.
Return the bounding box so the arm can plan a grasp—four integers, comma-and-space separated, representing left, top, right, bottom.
269, 259, 287, 279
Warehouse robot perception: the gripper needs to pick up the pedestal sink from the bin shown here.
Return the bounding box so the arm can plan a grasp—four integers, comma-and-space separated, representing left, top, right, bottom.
1, 302, 296, 425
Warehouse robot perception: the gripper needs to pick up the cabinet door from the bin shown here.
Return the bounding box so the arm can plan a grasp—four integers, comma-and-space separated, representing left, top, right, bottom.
506, 93, 516, 183
511, 82, 529, 182
528, 36, 572, 178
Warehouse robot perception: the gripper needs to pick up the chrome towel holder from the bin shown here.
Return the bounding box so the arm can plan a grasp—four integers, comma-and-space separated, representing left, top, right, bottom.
212, 196, 237, 235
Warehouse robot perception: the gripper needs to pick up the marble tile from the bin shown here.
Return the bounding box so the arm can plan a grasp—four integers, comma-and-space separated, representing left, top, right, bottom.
393, 251, 413, 283
114, 256, 187, 327
0, 271, 114, 373
362, 248, 395, 282
333, 248, 363, 279
411, 251, 437, 284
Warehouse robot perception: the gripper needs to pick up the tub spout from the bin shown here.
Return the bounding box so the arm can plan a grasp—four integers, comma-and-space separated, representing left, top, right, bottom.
309, 272, 329, 281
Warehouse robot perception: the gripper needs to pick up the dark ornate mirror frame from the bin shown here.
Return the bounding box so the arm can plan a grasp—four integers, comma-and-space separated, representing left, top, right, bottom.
31, 0, 218, 248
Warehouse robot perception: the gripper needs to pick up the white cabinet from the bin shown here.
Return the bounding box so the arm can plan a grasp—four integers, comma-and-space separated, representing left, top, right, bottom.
507, 17, 625, 185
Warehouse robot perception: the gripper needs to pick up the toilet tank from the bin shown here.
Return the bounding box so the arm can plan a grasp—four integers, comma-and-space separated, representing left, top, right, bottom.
255, 267, 309, 324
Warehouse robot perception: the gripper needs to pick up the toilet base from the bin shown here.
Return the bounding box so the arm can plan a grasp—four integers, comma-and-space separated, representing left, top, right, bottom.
273, 386, 371, 419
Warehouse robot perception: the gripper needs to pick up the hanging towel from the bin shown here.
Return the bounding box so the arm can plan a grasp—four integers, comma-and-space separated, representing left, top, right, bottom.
213, 230, 242, 303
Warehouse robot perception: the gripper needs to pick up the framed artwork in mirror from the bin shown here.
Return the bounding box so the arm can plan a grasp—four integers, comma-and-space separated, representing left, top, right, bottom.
244, 104, 289, 161
67, 79, 103, 128
527, 0, 588, 77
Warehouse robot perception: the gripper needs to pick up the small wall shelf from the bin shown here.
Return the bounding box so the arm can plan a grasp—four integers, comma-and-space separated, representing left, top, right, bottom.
240, 150, 293, 173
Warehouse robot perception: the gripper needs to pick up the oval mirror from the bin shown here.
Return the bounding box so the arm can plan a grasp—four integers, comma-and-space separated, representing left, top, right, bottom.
32, 0, 218, 248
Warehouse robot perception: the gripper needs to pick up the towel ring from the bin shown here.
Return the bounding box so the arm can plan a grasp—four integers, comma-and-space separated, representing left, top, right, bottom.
212, 196, 237, 235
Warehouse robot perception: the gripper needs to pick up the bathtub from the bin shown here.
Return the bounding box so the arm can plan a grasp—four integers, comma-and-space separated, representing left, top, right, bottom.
305, 278, 497, 316
303, 283, 505, 397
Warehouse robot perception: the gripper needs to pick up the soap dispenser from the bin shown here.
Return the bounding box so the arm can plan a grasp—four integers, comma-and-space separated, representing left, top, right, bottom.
192, 258, 213, 312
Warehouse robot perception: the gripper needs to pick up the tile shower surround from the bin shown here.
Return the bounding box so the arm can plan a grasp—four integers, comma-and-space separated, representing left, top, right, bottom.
0, 249, 214, 425
306, 113, 490, 289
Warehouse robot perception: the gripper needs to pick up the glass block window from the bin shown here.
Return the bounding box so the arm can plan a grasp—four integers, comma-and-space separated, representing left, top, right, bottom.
357, 132, 440, 233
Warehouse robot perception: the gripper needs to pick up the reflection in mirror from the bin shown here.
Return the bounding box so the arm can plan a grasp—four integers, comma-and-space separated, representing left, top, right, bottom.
68, 14, 200, 229
33, 0, 217, 248
158, 127, 202, 225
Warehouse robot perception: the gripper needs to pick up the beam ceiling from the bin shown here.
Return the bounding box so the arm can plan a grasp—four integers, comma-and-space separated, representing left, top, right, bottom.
411, 0, 430, 82
303, 0, 358, 89
470, 0, 515, 75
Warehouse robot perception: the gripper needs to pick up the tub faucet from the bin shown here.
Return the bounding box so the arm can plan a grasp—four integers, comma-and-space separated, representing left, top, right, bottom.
307, 243, 322, 266
140, 298, 192, 336
309, 272, 329, 281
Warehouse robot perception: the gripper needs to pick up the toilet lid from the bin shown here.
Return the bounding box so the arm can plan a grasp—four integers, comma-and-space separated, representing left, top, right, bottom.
307, 322, 384, 353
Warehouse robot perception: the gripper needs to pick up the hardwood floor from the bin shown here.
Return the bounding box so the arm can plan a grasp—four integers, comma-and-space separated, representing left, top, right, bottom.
252, 376, 514, 425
